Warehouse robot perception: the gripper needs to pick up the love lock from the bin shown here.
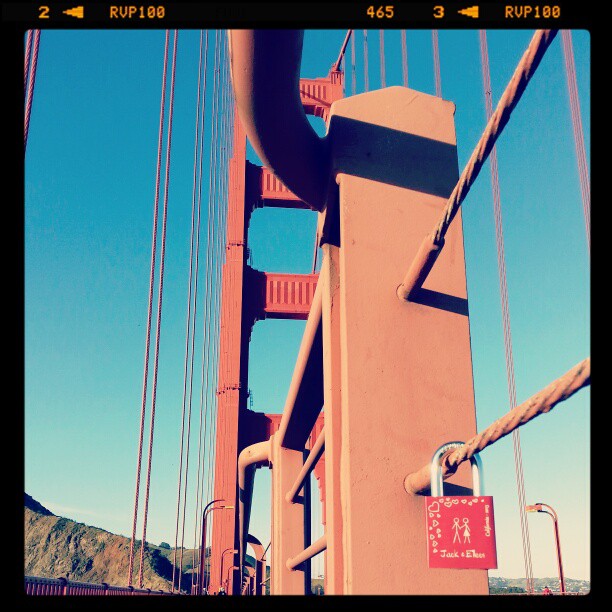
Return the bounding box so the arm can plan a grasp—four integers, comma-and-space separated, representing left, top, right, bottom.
425, 441, 497, 569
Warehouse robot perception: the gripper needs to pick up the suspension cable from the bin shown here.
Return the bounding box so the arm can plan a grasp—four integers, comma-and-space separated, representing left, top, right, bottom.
138, 28, 179, 589
198, 30, 221, 592
432, 30, 442, 97
561, 30, 590, 253
379, 30, 386, 88
401, 30, 408, 87
351, 31, 356, 95
397, 29, 558, 302
404, 357, 590, 495
209, 40, 233, 592
363, 30, 369, 92
24, 29, 41, 154
192, 33, 219, 588
24, 30, 33, 95
128, 30, 170, 588
172, 29, 208, 594
479, 29, 534, 594
205, 44, 232, 592
332, 29, 353, 72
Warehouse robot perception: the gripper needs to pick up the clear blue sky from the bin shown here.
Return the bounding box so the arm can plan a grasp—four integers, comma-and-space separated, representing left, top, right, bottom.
25, 29, 590, 584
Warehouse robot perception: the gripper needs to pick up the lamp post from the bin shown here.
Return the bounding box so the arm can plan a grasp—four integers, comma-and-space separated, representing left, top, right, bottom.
220, 547, 238, 594
526, 503, 566, 595
198, 501, 234, 595
197, 500, 223, 595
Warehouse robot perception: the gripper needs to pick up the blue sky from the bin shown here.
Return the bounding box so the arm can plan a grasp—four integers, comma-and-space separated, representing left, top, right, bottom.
25, 29, 589, 584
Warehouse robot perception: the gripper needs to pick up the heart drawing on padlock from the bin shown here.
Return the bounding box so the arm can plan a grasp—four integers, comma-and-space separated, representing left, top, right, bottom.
427, 501, 440, 513
461, 499, 467, 504
443, 501, 452, 508
452, 499, 458, 504
432, 520, 439, 527
432, 541, 438, 548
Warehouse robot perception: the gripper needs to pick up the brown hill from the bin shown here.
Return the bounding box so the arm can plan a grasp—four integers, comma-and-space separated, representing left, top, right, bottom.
24, 493, 191, 592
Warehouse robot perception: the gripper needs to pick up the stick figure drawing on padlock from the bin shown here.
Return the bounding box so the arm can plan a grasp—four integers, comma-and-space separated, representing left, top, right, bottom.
452, 518, 461, 543
462, 518, 471, 543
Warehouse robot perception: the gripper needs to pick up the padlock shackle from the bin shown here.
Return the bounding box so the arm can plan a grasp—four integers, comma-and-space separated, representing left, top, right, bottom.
430, 441, 483, 497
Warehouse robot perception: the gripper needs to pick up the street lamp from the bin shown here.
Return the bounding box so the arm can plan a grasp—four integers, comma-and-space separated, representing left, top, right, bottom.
526, 502, 566, 595
198, 501, 234, 595
220, 547, 238, 594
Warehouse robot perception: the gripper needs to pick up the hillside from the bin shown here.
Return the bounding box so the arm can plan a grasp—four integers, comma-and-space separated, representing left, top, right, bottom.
24, 493, 263, 593
24, 493, 191, 592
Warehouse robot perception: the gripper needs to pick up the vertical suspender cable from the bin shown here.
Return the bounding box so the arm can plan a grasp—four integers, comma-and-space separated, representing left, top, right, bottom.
401, 30, 408, 87
24, 29, 41, 154
198, 30, 221, 592
479, 30, 534, 594
128, 30, 169, 588
138, 29, 179, 589
363, 30, 369, 92
561, 30, 590, 253
188, 30, 211, 595
172, 29, 208, 594
351, 31, 356, 95
24, 30, 33, 95
208, 39, 232, 592
432, 30, 442, 97
206, 42, 232, 592
379, 30, 386, 88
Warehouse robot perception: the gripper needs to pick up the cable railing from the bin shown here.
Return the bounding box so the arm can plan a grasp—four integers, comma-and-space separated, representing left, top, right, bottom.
24, 575, 176, 596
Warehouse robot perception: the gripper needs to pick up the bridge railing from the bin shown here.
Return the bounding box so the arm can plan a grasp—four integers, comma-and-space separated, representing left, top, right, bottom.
24, 575, 176, 596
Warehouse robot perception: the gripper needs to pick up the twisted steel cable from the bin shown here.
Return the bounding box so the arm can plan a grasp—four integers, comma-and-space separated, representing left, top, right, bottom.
128, 30, 170, 587
398, 30, 557, 302
24, 30, 33, 95
561, 30, 590, 252
138, 29, 179, 588
431, 29, 557, 245
404, 357, 590, 495
432, 30, 442, 97
401, 30, 408, 87
480, 29, 534, 593
24, 30, 41, 154
379, 30, 386, 88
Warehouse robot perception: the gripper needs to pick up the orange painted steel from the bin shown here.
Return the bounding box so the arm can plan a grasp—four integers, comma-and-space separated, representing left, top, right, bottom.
209, 31, 342, 592
270, 433, 308, 594
24, 576, 175, 596
286, 534, 327, 571
398, 29, 557, 302
323, 86, 487, 594
228, 30, 338, 211
263, 272, 318, 320
274, 282, 323, 451
404, 357, 590, 496
237, 441, 271, 570
286, 426, 325, 503
246, 534, 267, 595
207, 106, 247, 595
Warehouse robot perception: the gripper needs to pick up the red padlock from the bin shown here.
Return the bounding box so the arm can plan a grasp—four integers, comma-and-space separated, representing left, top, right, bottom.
425, 441, 497, 569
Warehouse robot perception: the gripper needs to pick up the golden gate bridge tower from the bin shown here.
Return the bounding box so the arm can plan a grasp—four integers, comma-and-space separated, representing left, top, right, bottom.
208, 59, 344, 595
